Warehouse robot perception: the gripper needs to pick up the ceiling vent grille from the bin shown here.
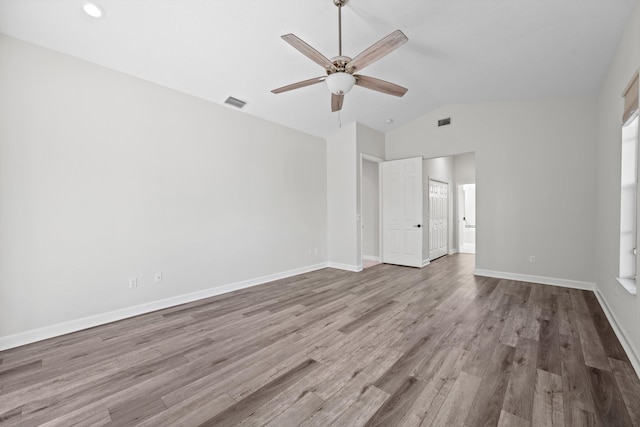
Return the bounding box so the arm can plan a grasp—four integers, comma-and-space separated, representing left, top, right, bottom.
438, 117, 451, 127
224, 96, 247, 109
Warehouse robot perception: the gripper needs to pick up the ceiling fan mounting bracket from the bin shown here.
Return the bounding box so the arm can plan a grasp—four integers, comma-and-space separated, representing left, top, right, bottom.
333, 0, 347, 7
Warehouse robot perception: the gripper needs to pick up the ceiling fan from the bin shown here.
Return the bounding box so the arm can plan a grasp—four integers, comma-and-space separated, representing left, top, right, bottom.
271, 0, 408, 112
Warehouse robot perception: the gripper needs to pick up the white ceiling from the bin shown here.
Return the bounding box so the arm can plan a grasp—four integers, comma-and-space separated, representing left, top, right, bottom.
0, 0, 637, 138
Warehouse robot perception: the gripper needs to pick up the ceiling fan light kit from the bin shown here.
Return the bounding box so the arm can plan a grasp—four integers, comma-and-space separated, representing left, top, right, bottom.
272, 0, 408, 113
326, 72, 356, 95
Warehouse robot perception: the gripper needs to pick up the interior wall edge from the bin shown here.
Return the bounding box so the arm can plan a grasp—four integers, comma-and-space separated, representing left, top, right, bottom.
595, 290, 640, 379
474, 268, 595, 291
327, 262, 362, 272
0, 262, 329, 352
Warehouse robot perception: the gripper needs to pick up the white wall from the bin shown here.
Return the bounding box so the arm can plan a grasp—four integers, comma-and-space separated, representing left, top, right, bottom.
327, 124, 358, 270
453, 152, 476, 183
386, 97, 597, 285
423, 156, 454, 261
595, 1, 640, 371
0, 35, 327, 342
362, 160, 379, 258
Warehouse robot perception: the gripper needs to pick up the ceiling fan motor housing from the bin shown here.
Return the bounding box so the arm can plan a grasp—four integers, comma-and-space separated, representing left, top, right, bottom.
330, 56, 352, 72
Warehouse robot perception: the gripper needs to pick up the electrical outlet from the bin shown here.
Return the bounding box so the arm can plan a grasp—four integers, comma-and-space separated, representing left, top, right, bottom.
128, 278, 137, 289
529, 256, 536, 263
154, 273, 162, 283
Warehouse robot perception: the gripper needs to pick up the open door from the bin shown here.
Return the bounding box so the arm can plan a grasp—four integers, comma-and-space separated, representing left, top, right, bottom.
428, 179, 448, 260
381, 157, 423, 267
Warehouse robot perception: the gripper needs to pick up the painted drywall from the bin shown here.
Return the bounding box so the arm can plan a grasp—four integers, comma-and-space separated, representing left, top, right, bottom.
386, 97, 597, 285
327, 123, 358, 270
362, 160, 380, 258
356, 123, 386, 160
423, 156, 454, 262
595, 1, 640, 370
453, 152, 476, 183
0, 35, 327, 339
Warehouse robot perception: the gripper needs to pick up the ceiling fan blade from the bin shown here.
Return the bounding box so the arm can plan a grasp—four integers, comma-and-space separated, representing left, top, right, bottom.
355, 75, 408, 97
271, 76, 327, 94
346, 30, 408, 73
281, 34, 337, 72
331, 93, 344, 112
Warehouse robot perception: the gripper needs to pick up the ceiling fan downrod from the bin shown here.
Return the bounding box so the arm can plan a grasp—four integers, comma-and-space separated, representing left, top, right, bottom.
334, 0, 347, 57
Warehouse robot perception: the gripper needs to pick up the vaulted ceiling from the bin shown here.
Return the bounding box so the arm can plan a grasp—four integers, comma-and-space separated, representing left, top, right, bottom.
0, 0, 637, 137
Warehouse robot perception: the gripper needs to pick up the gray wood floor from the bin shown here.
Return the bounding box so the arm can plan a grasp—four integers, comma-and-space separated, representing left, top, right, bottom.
1, 254, 640, 426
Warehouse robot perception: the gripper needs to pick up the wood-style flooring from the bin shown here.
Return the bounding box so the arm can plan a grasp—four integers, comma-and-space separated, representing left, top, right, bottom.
1, 254, 639, 426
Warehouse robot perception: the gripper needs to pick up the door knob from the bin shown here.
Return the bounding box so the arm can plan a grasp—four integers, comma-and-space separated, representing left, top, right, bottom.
414, 224, 421, 228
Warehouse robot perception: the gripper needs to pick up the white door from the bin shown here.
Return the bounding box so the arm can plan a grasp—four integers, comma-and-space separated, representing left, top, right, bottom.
381, 157, 423, 267
428, 179, 448, 260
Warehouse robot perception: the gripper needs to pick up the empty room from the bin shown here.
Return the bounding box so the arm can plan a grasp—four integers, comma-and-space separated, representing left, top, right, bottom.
1, 0, 640, 426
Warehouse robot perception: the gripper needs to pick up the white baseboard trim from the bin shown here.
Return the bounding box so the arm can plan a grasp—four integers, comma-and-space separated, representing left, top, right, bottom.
327, 262, 362, 272
362, 255, 380, 262
594, 290, 640, 379
0, 262, 329, 351
474, 269, 595, 291
449, 249, 459, 255
422, 259, 430, 268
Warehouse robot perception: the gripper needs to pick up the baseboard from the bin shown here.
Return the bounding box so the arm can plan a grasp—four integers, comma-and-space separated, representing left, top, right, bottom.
474, 269, 595, 291
327, 262, 362, 272
449, 249, 458, 255
422, 259, 430, 267
594, 291, 640, 379
0, 262, 329, 351
362, 255, 380, 262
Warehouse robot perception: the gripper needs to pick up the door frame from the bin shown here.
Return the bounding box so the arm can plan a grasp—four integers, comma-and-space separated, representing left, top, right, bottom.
457, 181, 476, 254
360, 153, 384, 269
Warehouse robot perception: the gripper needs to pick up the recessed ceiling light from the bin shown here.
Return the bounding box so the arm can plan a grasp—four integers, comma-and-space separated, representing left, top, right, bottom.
83, 3, 104, 18
385, 118, 394, 124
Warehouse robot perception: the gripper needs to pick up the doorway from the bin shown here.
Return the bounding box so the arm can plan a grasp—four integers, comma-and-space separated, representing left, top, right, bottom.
379, 153, 475, 268
458, 183, 476, 254
362, 158, 381, 268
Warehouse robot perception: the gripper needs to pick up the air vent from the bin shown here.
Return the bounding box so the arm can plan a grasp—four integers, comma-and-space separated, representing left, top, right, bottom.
438, 117, 451, 127
224, 96, 247, 109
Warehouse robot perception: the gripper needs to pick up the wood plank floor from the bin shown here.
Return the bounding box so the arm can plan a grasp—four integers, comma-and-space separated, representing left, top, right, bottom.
1, 254, 639, 426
